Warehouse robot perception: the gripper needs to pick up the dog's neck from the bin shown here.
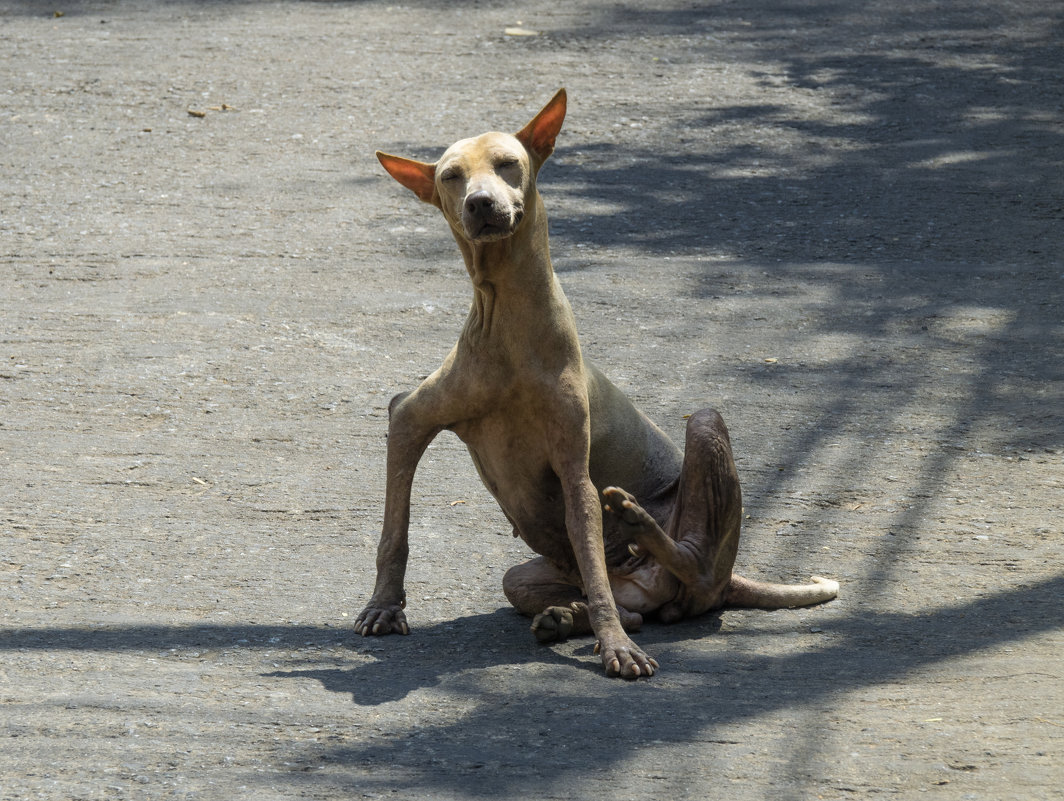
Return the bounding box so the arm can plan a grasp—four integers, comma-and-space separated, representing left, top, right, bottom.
450, 191, 569, 343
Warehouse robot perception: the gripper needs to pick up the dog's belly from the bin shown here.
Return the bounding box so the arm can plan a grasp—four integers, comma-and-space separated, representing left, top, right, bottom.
457, 440, 670, 573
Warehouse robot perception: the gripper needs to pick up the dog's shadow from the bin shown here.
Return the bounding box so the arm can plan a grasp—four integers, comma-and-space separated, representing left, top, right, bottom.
266, 607, 723, 705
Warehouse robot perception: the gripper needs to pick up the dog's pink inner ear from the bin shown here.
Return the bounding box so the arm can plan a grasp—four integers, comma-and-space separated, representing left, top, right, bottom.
376, 151, 437, 203
516, 88, 567, 163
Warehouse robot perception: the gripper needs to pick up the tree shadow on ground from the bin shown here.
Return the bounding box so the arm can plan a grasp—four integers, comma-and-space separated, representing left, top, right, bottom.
533, 0, 1063, 606
266, 574, 1062, 796
4, 574, 1056, 795
543, 1, 1063, 265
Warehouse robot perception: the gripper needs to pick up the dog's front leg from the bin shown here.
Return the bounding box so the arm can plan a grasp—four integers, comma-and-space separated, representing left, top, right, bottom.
355, 390, 443, 637
562, 474, 659, 678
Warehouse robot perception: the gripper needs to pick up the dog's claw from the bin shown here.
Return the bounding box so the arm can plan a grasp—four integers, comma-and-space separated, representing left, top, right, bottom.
354, 603, 409, 637
594, 635, 657, 678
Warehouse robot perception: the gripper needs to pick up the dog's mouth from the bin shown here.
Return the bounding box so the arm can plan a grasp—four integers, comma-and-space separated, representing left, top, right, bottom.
463, 207, 524, 243
469, 221, 512, 241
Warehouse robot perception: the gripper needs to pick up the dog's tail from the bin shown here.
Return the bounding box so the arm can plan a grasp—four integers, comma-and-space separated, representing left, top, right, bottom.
724, 574, 839, 609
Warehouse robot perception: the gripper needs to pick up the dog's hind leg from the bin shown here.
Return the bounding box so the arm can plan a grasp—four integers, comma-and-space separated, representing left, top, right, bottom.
604, 408, 743, 621
503, 556, 643, 642
605, 408, 837, 617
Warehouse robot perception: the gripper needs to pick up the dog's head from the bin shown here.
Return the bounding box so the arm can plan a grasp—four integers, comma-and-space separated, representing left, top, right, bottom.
376, 89, 566, 244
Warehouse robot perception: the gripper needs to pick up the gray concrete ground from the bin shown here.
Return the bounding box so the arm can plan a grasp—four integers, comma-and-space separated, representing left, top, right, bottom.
1, 1, 1062, 799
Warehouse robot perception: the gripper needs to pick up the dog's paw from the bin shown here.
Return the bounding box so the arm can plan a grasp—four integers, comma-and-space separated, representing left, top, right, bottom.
602, 486, 657, 543
531, 605, 576, 643
594, 632, 658, 679
353, 603, 410, 636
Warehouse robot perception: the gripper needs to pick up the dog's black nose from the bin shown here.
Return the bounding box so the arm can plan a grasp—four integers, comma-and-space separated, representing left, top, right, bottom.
465, 191, 495, 217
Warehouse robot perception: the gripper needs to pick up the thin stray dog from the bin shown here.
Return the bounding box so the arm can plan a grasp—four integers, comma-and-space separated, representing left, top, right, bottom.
355, 89, 838, 678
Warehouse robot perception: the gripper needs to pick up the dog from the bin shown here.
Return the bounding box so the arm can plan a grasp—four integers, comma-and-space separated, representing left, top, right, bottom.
355, 89, 838, 677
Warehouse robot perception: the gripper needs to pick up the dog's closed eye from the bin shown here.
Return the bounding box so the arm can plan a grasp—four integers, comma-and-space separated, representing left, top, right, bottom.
440, 168, 463, 182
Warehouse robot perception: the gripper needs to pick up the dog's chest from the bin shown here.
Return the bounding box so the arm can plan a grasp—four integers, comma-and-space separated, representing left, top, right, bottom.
450, 410, 557, 497
451, 410, 570, 535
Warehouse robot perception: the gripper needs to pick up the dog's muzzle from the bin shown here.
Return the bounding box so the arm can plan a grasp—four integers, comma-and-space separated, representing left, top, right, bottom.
462, 190, 523, 241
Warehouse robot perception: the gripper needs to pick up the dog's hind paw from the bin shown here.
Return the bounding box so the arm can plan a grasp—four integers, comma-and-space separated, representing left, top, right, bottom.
531, 605, 576, 643
602, 486, 660, 543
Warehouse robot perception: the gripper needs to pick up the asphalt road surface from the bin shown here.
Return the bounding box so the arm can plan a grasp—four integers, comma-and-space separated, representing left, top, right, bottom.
2, 1, 1062, 799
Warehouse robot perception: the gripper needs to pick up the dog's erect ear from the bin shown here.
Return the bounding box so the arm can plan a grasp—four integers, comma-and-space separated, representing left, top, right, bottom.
376, 151, 438, 204
515, 88, 567, 165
